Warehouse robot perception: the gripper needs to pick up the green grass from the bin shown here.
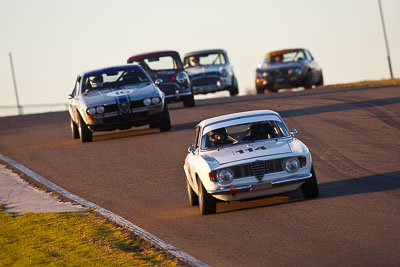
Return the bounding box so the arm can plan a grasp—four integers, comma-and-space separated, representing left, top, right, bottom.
0, 208, 178, 266
320, 78, 400, 89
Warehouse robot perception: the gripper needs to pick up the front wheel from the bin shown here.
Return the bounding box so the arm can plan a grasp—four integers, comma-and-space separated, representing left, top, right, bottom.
301, 165, 319, 198
186, 179, 198, 206
229, 76, 239, 96
256, 84, 264, 94
159, 103, 171, 132
70, 117, 79, 139
304, 71, 313, 89
78, 115, 93, 143
183, 94, 195, 108
198, 179, 216, 215
316, 72, 324, 87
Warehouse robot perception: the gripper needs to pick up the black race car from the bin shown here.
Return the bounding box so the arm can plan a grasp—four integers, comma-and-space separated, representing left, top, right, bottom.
255, 48, 323, 93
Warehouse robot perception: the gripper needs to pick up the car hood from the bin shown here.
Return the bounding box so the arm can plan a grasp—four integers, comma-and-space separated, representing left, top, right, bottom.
82, 83, 158, 106
185, 65, 221, 76
202, 140, 293, 165
257, 62, 304, 72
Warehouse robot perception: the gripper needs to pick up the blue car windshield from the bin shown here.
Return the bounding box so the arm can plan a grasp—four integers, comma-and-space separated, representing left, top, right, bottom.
82, 66, 150, 92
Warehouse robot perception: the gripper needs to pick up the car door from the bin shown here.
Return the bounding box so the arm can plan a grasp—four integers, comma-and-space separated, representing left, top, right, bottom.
68, 77, 81, 122
305, 50, 321, 83
185, 126, 202, 193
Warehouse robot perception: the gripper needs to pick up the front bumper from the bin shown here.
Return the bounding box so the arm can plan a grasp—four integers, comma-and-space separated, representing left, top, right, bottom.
191, 75, 232, 94
85, 105, 162, 131
255, 73, 305, 90
207, 173, 312, 201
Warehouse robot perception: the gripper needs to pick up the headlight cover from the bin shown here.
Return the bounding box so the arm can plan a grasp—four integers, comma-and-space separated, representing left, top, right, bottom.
151, 97, 160, 105
219, 67, 228, 77
176, 72, 188, 84
86, 107, 96, 115
284, 158, 300, 173
217, 168, 234, 184
96, 106, 105, 114
143, 98, 151, 106
295, 67, 302, 75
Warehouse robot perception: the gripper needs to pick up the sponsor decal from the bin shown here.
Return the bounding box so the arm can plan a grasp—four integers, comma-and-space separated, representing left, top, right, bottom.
106, 89, 134, 97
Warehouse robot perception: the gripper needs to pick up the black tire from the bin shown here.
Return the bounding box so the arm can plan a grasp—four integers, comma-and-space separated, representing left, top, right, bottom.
149, 122, 160, 129
316, 72, 324, 87
78, 115, 93, 143
159, 103, 171, 132
301, 165, 319, 198
183, 94, 195, 108
229, 76, 239, 96
198, 178, 216, 215
186, 179, 198, 206
70, 117, 79, 139
256, 85, 264, 94
304, 70, 313, 89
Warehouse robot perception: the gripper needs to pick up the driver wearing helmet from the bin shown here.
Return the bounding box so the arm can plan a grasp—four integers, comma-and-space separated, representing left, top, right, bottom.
88, 75, 104, 88
190, 56, 200, 67
208, 127, 230, 147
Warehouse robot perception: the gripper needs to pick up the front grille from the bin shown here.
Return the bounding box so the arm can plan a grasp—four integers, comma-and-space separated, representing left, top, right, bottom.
158, 83, 179, 96
233, 159, 283, 179
104, 100, 146, 113
191, 77, 219, 86
251, 161, 265, 180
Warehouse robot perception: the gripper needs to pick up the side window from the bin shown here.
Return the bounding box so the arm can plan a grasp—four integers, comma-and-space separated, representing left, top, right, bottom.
194, 126, 200, 148
74, 78, 81, 96
305, 50, 314, 61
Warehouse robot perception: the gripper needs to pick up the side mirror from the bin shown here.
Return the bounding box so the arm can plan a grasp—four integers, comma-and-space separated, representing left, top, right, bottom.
68, 93, 74, 99
188, 145, 196, 154
256, 63, 261, 69
290, 129, 298, 137
155, 79, 163, 85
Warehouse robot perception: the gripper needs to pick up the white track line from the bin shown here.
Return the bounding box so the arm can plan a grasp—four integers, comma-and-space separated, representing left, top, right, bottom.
0, 154, 208, 267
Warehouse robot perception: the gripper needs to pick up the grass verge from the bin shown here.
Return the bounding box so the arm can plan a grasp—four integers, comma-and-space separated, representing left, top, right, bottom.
319, 78, 400, 89
0, 207, 179, 266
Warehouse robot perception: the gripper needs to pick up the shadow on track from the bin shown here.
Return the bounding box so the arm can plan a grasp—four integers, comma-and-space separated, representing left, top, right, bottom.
170, 96, 400, 133
217, 171, 400, 214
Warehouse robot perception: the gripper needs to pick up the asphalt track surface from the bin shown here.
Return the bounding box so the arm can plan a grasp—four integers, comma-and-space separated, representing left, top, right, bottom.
1, 85, 399, 266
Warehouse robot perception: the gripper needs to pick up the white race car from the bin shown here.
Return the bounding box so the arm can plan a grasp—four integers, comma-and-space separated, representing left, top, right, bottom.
183, 110, 319, 215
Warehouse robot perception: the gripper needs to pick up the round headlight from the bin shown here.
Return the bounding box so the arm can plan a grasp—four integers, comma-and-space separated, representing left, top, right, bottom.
86, 107, 96, 115
262, 72, 268, 78
143, 98, 151, 106
284, 158, 300, 173
96, 106, 105, 114
295, 68, 302, 75
219, 67, 228, 77
176, 72, 187, 84
217, 168, 234, 184
151, 97, 160, 105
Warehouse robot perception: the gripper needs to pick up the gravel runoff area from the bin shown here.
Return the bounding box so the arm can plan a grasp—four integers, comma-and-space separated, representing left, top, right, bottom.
0, 164, 85, 214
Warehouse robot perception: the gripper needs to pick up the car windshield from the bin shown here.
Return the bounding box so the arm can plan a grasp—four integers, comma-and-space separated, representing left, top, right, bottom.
133, 55, 180, 71
264, 49, 305, 65
201, 120, 290, 150
83, 67, 150, 92
184, 52, 226, 68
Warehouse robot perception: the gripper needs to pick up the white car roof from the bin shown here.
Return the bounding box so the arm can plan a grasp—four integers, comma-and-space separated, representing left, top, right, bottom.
199, 110, 284, 134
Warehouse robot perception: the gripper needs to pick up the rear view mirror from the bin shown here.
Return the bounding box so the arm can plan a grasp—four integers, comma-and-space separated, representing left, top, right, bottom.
290, 129, 298, 137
